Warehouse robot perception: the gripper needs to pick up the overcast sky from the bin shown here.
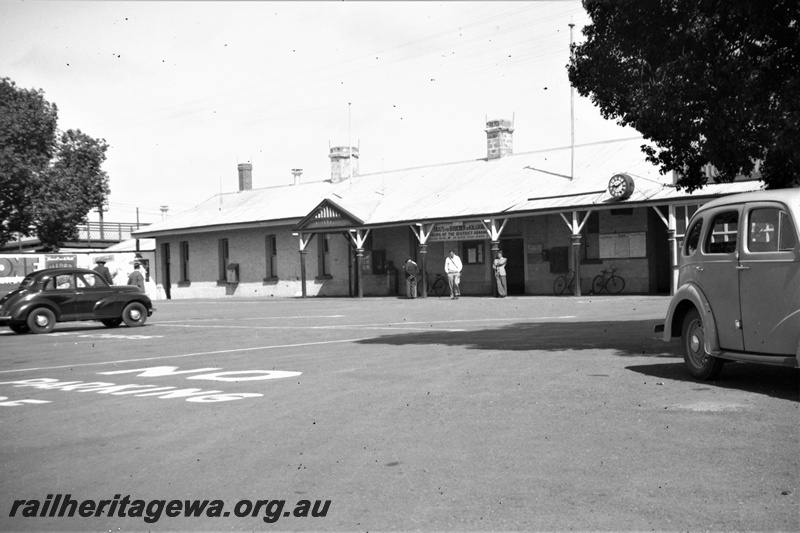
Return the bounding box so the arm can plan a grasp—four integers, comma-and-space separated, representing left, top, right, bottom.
1, 1, 637, 224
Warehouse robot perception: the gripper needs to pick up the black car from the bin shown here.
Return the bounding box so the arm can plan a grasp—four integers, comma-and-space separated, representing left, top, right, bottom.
0, 268, 155, 334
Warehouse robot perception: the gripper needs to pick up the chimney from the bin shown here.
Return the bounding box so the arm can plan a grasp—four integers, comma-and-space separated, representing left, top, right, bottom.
329, 146, 359, 183
485, 119, 514, 159
237, 163, 252, 191
291, 168, 303, 185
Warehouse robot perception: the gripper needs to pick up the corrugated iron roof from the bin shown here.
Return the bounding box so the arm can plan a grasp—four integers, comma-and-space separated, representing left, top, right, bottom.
135, 137, 765, 238
135, 180, 336, 237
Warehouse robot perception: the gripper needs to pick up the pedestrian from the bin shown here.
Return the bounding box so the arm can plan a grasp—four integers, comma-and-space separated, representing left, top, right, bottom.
127, 263, 146, 292
93, 259, 113, 285
493, 250, 508, 298
403, 258, 419, 299
444, 250, 462, 299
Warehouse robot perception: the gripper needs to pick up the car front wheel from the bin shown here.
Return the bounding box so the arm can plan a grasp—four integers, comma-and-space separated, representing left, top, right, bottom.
27, 307, 56, 334
681, 308, 724, 380
122, 302, 147, 327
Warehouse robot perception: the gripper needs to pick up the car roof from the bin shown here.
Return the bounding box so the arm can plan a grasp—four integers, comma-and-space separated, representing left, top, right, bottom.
697, 188, 800, 216
25, 268, 101, 279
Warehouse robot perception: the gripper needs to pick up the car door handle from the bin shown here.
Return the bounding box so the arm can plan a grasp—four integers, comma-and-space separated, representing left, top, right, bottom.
735, 265, 750, 270
694, 266, 704, 271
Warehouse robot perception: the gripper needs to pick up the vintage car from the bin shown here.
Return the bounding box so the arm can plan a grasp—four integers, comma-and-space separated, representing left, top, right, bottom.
0, 268, 154, 334
657, 189, 800, 379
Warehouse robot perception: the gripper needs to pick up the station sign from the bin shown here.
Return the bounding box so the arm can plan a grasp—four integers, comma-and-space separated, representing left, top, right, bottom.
428, 221, 488, 242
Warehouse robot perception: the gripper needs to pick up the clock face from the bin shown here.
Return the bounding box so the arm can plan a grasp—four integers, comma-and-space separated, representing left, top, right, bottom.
608, 174, 633, 199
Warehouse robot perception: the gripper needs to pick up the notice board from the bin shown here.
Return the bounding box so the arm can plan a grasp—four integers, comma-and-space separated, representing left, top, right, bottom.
599, 232, 647, 259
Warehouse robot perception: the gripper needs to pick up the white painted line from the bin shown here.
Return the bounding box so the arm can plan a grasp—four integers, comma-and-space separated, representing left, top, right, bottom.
0, 337, 377, 375
154, 316, 577, 330
156, 315, 345, 323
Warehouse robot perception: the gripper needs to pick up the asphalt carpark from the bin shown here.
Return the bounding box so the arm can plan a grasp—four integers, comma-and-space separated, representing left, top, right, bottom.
0, 294, 797, 531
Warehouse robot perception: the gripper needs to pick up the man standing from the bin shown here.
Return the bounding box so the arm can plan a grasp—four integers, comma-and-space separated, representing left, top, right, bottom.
93, 259, 112, 285
493, 250, 508, 298
403, 258, 419, 299
127, 263, 146, 292
444, 250, 462, 299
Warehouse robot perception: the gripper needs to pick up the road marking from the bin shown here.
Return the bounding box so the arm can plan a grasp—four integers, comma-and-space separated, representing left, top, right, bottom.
154, 316, 576, 330
0, 337, 376, 375
156, 315, 345, 323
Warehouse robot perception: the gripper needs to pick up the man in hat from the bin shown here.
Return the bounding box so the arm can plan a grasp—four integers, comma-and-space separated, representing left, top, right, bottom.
403, 258, 419, 299
93, 259, 113, 285
127, 263, 145, 292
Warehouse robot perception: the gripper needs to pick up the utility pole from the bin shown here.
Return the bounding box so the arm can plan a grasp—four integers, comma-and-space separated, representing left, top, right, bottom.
569, 22, 576, 181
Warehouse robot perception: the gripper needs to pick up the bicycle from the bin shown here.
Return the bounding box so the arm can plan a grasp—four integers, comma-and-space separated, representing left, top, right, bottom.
592, 265, 625, 294
416, 272, 448, 297
553, 271, 576, 295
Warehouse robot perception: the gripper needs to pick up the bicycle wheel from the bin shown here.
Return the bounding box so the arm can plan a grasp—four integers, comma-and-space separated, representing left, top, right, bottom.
606, 275, 625, 294
591, 275, 605, 294
432, 277, 447, 297
553, 276, 566, 295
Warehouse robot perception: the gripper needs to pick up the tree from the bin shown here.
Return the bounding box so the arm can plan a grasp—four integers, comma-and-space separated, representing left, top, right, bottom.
0, 78, 58, 247
34, 131, 110, 250
0, 77, 110, 249
567, 0, 800, 192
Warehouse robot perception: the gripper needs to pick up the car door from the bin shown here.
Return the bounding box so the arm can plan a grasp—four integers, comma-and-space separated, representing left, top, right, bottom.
738, 203, 800, 355
41, 273, 79, 320
73, 272, 116, 319
697, 206, 744, 352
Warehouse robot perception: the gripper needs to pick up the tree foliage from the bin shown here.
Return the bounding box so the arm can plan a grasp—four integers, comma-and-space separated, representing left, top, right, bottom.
0, 77, 110, 250
567, 0, 800, 192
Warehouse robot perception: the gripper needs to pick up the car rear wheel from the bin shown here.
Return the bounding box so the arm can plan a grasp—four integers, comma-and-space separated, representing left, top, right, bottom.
681, 308, 724, 380
122, 302, 147, 327
10, 324, 30, 334
102, 318, 123, 328
27, 307, 56, 334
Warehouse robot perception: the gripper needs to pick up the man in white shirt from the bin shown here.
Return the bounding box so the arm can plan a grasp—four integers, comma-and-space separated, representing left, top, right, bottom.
493, 250, 508, 297
444, 250, 462, 299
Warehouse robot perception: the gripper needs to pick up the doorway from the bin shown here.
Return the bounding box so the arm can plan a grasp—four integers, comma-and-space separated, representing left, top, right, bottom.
161, 242, 171, 300
500, 238, 525, 295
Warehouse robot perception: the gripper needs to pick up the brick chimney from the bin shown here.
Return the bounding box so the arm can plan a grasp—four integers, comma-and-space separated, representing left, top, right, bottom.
291, 168, 303, 186
485, 119, 514, 159
329, 146, 359, 183
238, 163, 252, 191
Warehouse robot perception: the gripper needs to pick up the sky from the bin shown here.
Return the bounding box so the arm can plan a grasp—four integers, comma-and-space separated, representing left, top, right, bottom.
0, 1, 638, 224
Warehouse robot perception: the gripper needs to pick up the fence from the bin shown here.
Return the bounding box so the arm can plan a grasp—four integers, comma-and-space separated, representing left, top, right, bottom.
75, 222, 143, 243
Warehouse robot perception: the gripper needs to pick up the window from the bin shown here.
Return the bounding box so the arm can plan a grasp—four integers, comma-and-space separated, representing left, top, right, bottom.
318, 234, 332, 277
266, 235, 278, 278
218, 238, 229, 280
180, 241, 190, 281
780, 211, 797, 251
52, 274, 74, 290
76, 272, 105, 288
684, 219, 703, 256
705, 211, 738, 254
461, 241, 484, 264
748, 208, 797, 252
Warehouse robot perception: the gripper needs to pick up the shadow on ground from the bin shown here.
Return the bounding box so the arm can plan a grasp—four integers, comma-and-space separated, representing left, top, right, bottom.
357, 318, 800, 402
358, 319, 674, 357
627, 361, 800, 402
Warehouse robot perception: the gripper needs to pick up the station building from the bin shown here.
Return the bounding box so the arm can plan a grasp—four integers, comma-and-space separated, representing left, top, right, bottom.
134, 120, 762, 299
